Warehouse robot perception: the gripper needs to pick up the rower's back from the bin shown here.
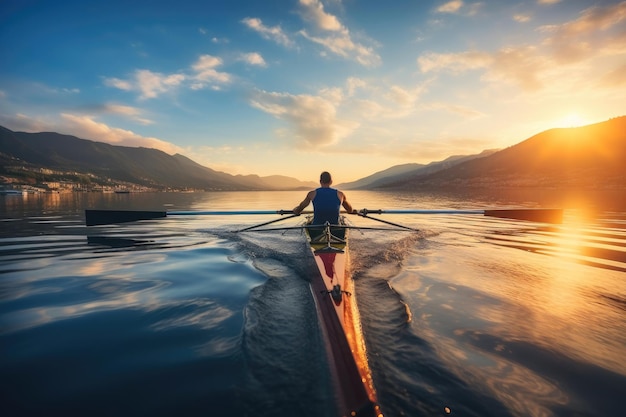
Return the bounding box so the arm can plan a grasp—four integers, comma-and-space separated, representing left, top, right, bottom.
312, 187, 340, 225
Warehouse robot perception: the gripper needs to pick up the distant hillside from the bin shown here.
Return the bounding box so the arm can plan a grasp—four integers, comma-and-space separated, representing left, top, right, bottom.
380, 117, 626, 190
338, 163, 425, 189
0, 126, 315, 191
340, 150, 497, 190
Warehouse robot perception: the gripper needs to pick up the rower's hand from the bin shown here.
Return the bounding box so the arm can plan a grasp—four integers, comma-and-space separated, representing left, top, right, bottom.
292, 207, 301, 216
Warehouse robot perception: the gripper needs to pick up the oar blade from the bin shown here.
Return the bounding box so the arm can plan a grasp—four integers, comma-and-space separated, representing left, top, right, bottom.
483, 209, 563, 224
85, 209, 167, 226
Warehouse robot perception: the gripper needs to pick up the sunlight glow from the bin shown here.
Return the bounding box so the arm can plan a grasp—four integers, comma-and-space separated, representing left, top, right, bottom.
556, 113, 589, 128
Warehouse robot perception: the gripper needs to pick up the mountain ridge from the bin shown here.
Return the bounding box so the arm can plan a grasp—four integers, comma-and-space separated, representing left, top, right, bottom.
0, 127, 317, 191
2, 116, 624, 192
376, 116, 626, 190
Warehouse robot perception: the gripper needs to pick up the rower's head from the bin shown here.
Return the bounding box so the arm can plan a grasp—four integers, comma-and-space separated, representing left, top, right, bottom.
320, 171, 332, 186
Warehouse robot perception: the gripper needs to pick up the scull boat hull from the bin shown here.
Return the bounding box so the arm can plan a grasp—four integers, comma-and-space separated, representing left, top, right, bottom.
306, 222, 381, 417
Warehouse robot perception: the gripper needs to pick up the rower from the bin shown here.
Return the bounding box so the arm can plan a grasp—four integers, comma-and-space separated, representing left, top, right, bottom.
292, 171, 355, 222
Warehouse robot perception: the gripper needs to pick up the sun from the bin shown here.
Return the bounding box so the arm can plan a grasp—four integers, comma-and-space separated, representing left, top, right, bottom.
556, 113, 589, 128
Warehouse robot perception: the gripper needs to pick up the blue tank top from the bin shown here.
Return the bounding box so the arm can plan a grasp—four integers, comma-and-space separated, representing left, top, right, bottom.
312, 187, 340, 225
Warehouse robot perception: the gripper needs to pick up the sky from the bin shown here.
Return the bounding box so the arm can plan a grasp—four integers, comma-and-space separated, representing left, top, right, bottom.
1, 0, 625, 183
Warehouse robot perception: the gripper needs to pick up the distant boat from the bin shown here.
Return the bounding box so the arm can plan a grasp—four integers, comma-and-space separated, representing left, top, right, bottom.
114, 190, 131, 194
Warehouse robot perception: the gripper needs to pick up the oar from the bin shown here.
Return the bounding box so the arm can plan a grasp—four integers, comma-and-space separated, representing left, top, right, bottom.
85, 209, 301, 226
360, 208, 564, 224
357, 211, 419, 231
236, 214, 300, 232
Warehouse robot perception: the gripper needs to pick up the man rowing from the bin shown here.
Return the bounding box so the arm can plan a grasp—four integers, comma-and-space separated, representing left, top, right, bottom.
293, 171, 355, 223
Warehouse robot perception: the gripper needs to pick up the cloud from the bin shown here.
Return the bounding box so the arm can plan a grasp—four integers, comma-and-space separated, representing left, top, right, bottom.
249, 89, 358, 148
241, 1, 379, 67
598, 64, 626, 88
102, 104, 154, 125
538, 0, 561, 4
104, 77, 133, 91
346, 77, 367, 96
385, 85, 420, 109
418, 50, 493, 73
419, 47, 545, 91
104, 55, 233, 98
238, 52, 267, 67
434, 1, 483, 17
297, 0, 381, 67
136, 70, 186, 99
437, 1, 464, 13
428, 102, 486, 119
540, 1, 626, 63
0, 112, 182, 154
299, 29, 381, 66
241, 17, 294, 47
191, 55, 232, 87
59, 113, 183, 152
418, 2, 626, 92
298, 0, 343, 31
104, 69, 186, 99
513, 14, 531, 23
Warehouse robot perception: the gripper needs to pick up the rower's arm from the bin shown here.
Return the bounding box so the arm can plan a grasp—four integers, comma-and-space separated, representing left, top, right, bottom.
340, 192, 355, 214
293, 191, 314, 215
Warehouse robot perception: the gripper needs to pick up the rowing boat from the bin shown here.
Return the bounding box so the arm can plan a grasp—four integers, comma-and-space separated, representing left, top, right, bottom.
305, 219, 381, 417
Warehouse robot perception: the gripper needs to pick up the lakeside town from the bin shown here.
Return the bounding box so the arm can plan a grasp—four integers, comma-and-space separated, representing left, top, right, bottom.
0, 165, 171, 195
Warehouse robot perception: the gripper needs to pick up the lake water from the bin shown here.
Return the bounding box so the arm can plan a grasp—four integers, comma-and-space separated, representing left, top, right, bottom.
1, 190, 625, 417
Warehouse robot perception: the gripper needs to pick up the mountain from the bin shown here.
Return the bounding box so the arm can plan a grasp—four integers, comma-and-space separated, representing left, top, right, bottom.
2, 117, 623, 192
338, 163, 425, 189
0, 127, 315, 190
338, 150, 498, 190
377, 117, 626, 190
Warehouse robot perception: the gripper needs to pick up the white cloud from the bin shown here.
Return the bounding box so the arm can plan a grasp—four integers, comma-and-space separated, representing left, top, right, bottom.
239, 52, 267, 67
136, 70, 186, 99
241, 17, 294, 47
538, 0, 561, 5
299, 29, 381, 66
104, 77, 133, 91
104, 70, 185, 99
191, 55, 232, 85
298, 0, 343, 32
418, 50, 493, 73
103, 104, 153, 125
434, 1, 483, 16
437, 0, 464, 13
297, 0, 381, 67
513, 14, 531, 23
346, 77, 367, 96
249, 89, 358, 148
104, 55, 233, 99
59, 113, 183, 153
0, 112, 182, 154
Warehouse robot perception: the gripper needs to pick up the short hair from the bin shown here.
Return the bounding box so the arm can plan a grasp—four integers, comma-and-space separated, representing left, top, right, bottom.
320, 171, 332, 184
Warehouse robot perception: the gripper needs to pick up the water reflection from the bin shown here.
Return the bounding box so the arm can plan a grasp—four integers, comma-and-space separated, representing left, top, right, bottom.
1, 190, 625, 417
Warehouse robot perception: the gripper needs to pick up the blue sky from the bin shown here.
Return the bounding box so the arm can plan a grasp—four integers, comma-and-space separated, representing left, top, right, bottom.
1, 0, 625, 182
